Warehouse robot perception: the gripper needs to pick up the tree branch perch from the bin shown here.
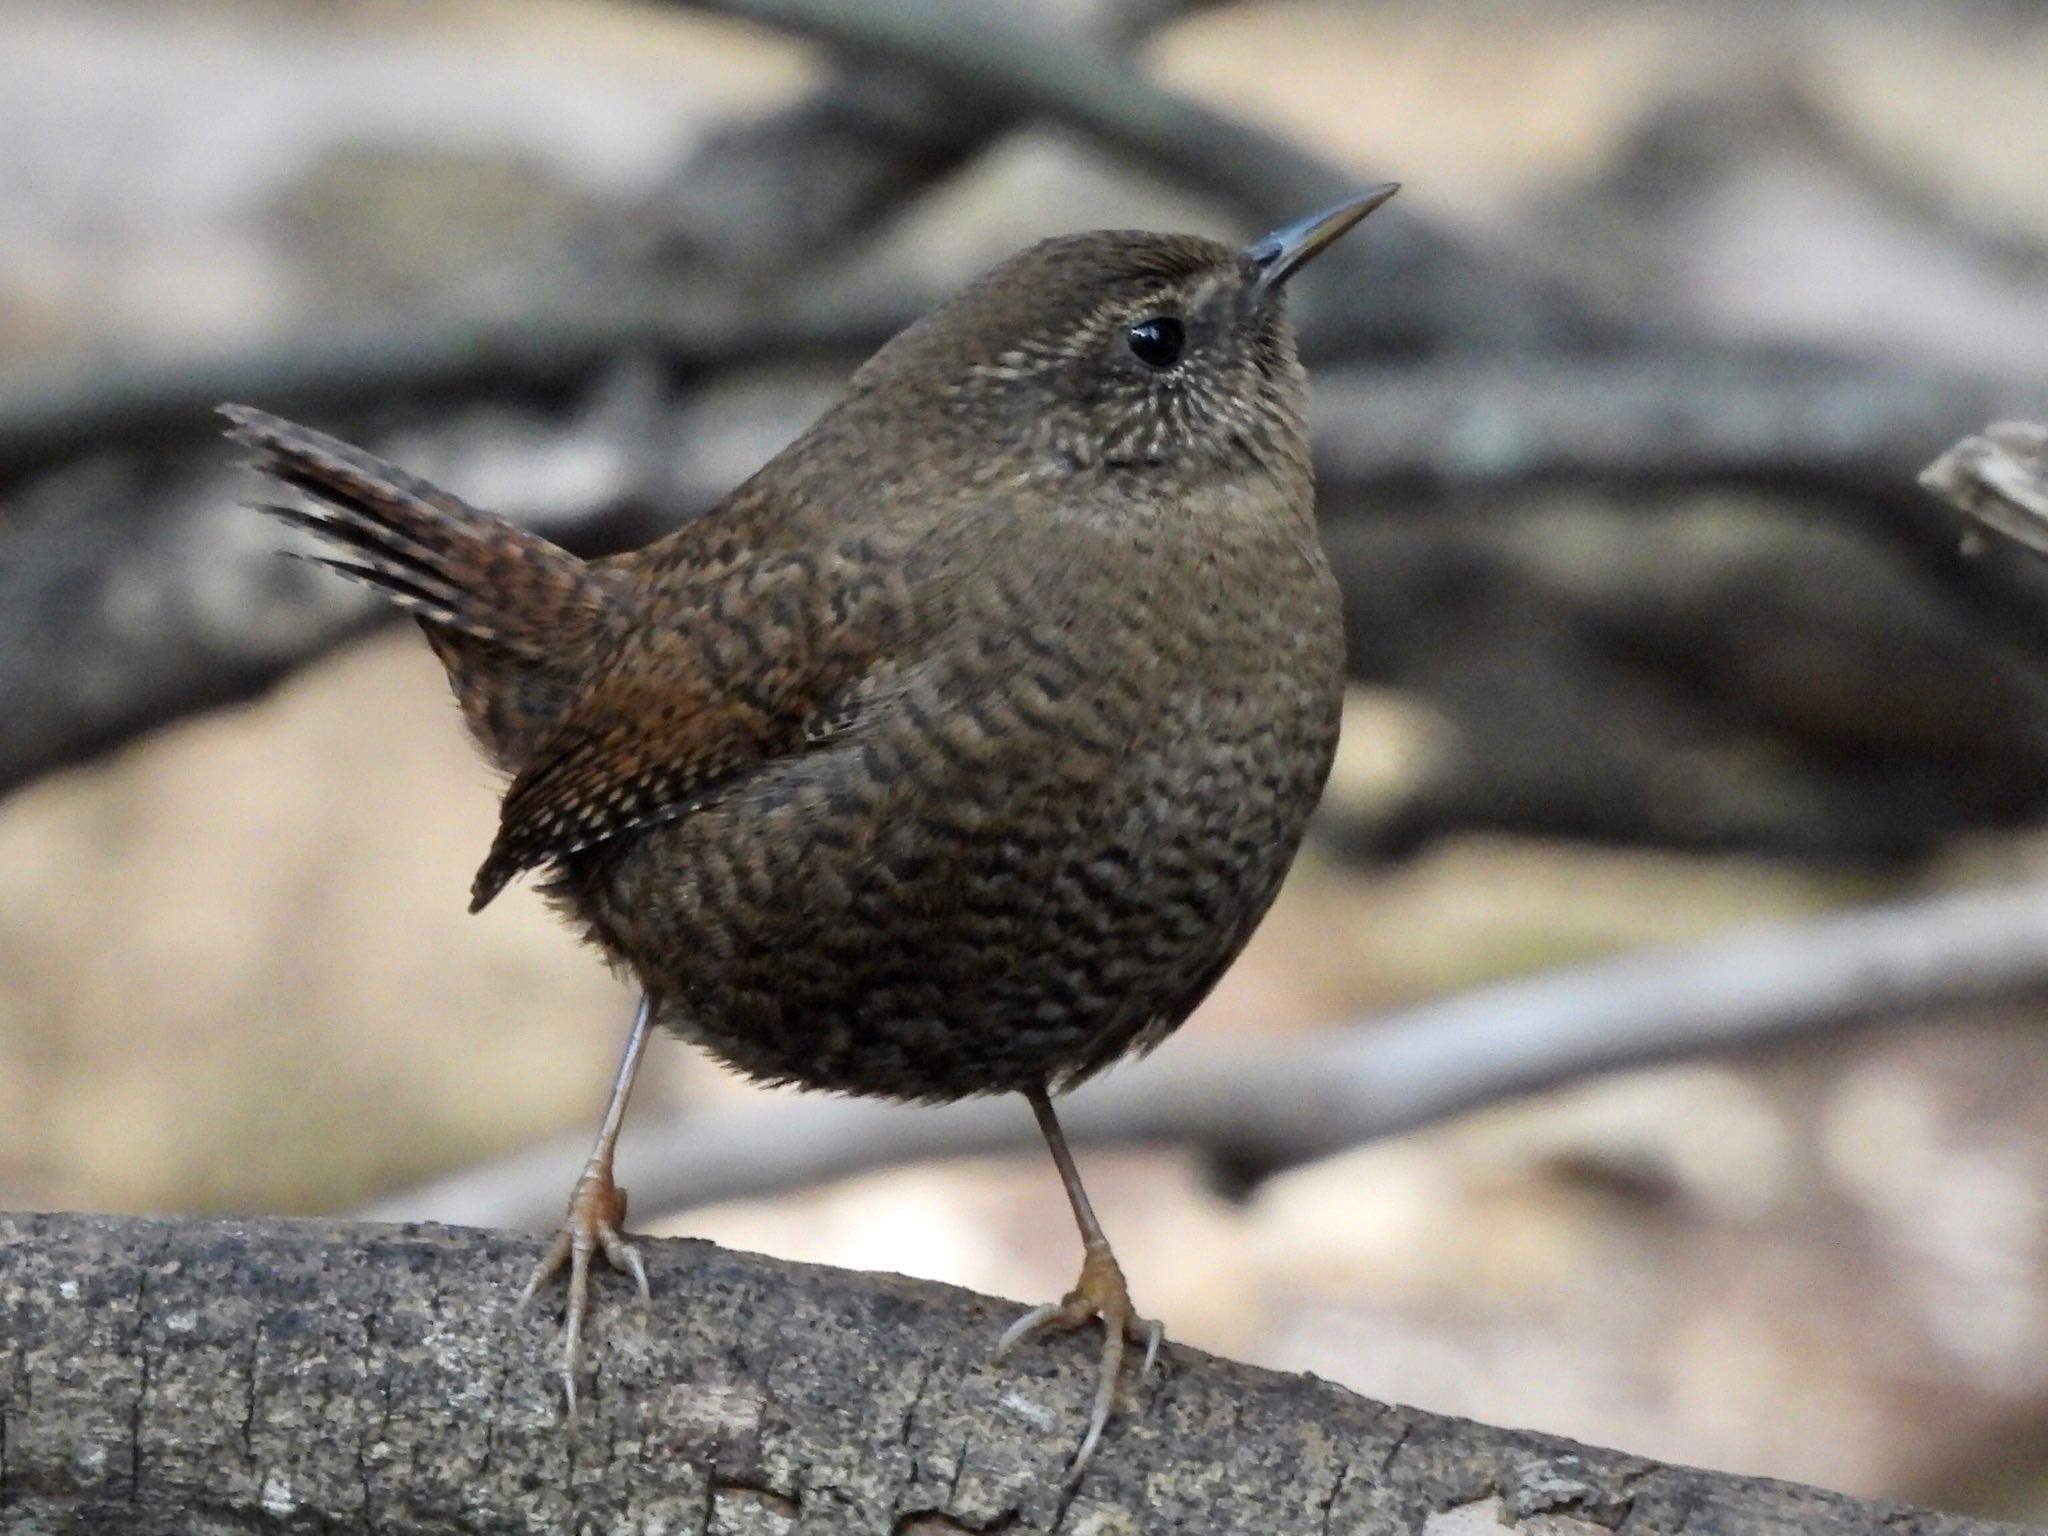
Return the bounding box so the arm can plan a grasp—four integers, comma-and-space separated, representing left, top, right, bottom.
0, 1213, 2021, 1533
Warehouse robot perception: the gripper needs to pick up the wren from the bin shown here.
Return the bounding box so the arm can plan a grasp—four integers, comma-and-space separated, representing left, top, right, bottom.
223, 184, 1396, 1476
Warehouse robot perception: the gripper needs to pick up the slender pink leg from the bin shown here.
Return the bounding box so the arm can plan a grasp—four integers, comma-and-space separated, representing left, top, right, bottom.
995, 1085, 1164, 1477
520, 993, 656, 1414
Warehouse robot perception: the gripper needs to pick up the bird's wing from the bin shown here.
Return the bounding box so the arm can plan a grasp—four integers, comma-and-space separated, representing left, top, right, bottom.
468, 533, 908, 911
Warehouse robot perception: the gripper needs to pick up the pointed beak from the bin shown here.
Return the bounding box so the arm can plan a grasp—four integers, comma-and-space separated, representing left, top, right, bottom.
1245, 183, 1400, 303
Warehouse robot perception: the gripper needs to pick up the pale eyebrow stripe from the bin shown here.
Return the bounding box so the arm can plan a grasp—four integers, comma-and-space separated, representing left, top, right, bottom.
1175, 274, 1226, 312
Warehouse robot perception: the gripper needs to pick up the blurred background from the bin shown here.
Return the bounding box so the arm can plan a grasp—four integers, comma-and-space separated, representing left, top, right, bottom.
3, 0, 2048, 1516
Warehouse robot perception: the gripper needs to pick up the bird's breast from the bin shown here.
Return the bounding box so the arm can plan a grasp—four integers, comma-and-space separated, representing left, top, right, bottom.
567, 494, 1345, 1101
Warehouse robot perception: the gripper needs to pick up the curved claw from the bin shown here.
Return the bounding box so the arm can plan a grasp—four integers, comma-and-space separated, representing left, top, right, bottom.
995, 1241, 1162, 1480
520, 1169, 648, 1417
994, 1299, 1067, 1360
1072, 1312, 1126, 1477
1137, 1315, 1164, 1380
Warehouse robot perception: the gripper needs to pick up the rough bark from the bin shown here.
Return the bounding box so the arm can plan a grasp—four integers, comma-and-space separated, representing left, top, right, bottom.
0, 1212, 2022, 1535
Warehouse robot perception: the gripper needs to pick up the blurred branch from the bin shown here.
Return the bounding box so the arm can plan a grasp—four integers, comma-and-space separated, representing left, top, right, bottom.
0, 296, 886, 475
0, 0, 1591, 473
669, 0, 1598, 351
362, 879, 2048, 1230
5, 1, 2045, 866
635, 0, 1217, 274
5, 348, 2041, 808
1316, 354, 2030, 494
0, 422, 661, 802
0, 0, 1219, 475
1924, 422, 2048, 558
0, 0, 1203, 798
679, 0, 1350, 213
0, 1212, 2018, 1535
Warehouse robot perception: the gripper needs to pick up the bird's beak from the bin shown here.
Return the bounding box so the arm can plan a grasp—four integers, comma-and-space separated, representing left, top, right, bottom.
1245, 183, 1400, 304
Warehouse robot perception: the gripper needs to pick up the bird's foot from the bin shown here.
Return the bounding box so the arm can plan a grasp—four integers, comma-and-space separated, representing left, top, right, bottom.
995, 1239, 1163, 1478
519, 1164, 650, 1416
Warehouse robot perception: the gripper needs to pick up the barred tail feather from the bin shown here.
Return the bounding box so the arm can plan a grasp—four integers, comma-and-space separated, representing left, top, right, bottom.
220, 403, 603, 659
222, 403, 624, 778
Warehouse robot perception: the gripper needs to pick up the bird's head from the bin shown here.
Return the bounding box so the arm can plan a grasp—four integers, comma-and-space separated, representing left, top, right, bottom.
847, 186, 1399, 493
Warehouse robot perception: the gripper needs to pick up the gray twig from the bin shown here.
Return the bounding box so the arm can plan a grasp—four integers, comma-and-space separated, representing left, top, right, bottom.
669, 0, 1596, 350
361, 879, 2048, 1230
1923, 422, 2048, 557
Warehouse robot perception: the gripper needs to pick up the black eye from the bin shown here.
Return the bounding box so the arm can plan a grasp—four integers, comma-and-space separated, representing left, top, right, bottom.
1125, 315, 1185, 370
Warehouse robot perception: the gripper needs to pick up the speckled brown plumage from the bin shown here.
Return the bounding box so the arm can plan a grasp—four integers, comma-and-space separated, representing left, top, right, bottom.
222, 184, 1395, 1475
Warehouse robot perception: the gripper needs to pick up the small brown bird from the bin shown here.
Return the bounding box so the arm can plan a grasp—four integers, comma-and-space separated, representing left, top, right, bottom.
223, 184, 1394, 1473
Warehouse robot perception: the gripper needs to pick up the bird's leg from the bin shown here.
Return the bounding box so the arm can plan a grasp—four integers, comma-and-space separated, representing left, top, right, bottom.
520, 992, 656, 1415
995, 1085, 1163, 1478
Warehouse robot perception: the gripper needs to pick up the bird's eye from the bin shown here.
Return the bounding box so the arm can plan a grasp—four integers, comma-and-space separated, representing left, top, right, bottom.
1125, 316, 1185, 370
